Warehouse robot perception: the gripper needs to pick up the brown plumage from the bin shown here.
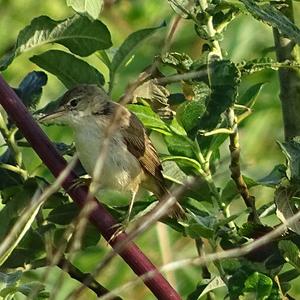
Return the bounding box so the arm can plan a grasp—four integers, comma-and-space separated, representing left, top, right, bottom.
121, 113, 165, 193
40, 84, 185, 219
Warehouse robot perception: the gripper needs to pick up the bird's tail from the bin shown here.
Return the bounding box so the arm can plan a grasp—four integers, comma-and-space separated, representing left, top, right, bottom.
156, 184, 186, 220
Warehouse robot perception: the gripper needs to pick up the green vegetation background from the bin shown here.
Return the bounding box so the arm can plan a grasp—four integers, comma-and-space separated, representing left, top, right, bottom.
1, 0, 299, 299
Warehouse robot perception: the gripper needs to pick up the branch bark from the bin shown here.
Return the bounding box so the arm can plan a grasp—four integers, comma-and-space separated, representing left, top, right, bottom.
58, 256, 122, 299
227, 108, 260, 223
0, 75, 181, 300
273, 0, 300, 141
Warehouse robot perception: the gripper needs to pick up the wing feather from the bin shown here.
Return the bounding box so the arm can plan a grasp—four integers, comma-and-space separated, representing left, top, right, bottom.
121, 112, 165, 187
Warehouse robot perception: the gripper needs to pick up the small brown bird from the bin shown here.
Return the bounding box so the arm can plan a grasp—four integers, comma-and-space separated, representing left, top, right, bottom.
40, 84, 184, 220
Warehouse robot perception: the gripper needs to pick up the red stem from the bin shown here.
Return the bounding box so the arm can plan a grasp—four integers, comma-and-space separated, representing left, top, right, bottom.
0, 75, 181, 300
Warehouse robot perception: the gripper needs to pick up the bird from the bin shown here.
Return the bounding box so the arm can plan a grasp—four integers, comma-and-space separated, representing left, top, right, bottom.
39, 84, 185, 222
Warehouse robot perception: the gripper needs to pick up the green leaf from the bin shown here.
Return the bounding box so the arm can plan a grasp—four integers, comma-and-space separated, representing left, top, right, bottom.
0, 14, 112, 70
217, 213, 242, 227
240, 0, 300, 44
47, 203, 79, 225
221, 259, 242, 275
176, 83, 208, 132
221, 176, 258, 205
161, 155, 202, 175
0, 271, 23, 300
72, 246, 106, 272
0, 162, 24, 190
278, 269, 300, 283
228, 268, 250, 299
18, 282, 49, 298
67, 0, 104, 20
278, 240, 300, 271
185, 222, 214, 239
198, 59, 240, 130
0, 180, 39, 240
162, 160, 188, 184
239, 58, 300, 75
239, 58, 275, 75
258, 164, 287, 187
81, 224, 101, 249
187, 282, 208, 300
3, 229, 44, 268
184, 183, 214, 205
238, 222, 272, 239
161, 52, 193, 72
109, 23, 165, 90
14, 71, 48, 109
185, 210, 216, 238
127, 104, 170, 134
238, 82, 266, 107
198, 277, 226, 298
43, 192, 69, 209
168, 117, 187, 136
275, 186, 300, 234
206, 133, 228, 156
0, 183, 47, 267
97, 50, 111, 69
0, 272, 48, 299
277, 139, 300, 183
243, 272, 273, 299
30, 50, 105, 88
164, 134, 196, 159
0, 271, 22, 286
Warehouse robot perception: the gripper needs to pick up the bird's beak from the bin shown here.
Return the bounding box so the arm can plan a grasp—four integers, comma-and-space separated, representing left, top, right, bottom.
39, 108, 67, 124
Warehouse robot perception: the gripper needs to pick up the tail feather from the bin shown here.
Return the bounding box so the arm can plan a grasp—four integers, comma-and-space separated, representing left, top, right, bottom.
142, 174, 186, 219
155, 183, 186, 220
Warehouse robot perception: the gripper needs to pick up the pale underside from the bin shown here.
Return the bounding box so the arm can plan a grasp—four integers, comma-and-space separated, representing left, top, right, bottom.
73, 115, 144, 192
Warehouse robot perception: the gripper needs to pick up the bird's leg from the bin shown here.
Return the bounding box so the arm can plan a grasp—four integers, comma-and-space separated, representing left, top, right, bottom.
126, 188, 137, 224
109, 187, 139, 241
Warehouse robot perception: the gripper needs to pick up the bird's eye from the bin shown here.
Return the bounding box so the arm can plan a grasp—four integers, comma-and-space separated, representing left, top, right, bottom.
69, 99, 79, 107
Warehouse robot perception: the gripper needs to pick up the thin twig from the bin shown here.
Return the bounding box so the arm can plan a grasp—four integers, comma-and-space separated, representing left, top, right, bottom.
163, 15, 182, 54
99, 207, 300, 299
227, 107, 260, 223
155, 69, 207, 85
0, 162, 27, 178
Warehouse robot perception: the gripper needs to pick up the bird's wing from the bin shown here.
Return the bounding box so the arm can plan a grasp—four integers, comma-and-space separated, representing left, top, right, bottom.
121, 112, 165, 187
121, 110, 186, 219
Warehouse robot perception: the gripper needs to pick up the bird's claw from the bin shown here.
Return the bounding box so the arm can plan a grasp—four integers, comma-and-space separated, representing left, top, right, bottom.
108, 219, 131, 244
68, 177, 91, 191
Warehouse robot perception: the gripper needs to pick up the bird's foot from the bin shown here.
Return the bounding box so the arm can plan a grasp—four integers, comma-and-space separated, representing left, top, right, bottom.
68, 177, 91, 191
108, 217, 132, 243
108, 223, 126, 243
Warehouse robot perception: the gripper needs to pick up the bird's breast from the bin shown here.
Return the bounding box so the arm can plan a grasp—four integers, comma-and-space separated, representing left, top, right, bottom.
73, 123, 142, 191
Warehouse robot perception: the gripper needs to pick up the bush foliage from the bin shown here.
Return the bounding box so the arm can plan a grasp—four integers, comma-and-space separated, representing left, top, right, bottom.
0, 0, 300, 299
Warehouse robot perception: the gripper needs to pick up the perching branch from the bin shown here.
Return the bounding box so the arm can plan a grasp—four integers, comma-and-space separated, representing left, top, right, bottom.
68, 177, 196, 299
0, 76, 181, 300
